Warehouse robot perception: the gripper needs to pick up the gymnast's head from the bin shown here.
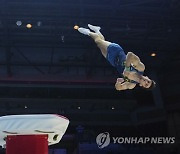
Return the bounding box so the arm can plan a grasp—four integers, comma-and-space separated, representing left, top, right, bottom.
139, 76, 156, 90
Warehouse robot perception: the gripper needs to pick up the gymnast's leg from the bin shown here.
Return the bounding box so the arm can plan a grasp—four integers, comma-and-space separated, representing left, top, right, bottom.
78, 25, 112, 58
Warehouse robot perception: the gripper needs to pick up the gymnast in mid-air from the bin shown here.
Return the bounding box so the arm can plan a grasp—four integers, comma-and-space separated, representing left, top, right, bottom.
78, 24, 156, 90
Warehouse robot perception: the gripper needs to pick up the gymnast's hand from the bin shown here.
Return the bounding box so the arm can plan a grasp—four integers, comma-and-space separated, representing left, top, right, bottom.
115, 77, 136, 90
115, 78, 125, 90
116, 78, 124, 84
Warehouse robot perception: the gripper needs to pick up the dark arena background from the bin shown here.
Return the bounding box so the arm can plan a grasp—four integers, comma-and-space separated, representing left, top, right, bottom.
0, 0, 180, 154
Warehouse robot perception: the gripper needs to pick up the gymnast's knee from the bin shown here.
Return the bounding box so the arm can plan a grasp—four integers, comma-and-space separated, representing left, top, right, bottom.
94, 37, 103, 45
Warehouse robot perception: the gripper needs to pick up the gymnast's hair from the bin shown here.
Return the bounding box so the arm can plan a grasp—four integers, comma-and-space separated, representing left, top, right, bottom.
146, 80, 156, 90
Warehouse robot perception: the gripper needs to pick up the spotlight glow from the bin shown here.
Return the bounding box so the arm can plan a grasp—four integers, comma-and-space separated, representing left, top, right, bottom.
37, 21, 42, 27
151, 53, 156, 57
26, 23, 32, 29
74, 25, 79, 30
16, 21, 22, 26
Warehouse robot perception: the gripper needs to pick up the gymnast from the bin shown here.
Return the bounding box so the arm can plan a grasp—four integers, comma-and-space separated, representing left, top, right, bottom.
78, 24, 156, 90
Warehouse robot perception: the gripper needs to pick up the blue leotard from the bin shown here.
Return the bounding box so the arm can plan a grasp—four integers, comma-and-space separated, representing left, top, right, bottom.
106, 43, 144, 84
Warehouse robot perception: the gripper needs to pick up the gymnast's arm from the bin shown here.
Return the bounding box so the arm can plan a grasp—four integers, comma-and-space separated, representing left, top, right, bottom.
115, 78, 136, 90
125, 52, 145, 72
